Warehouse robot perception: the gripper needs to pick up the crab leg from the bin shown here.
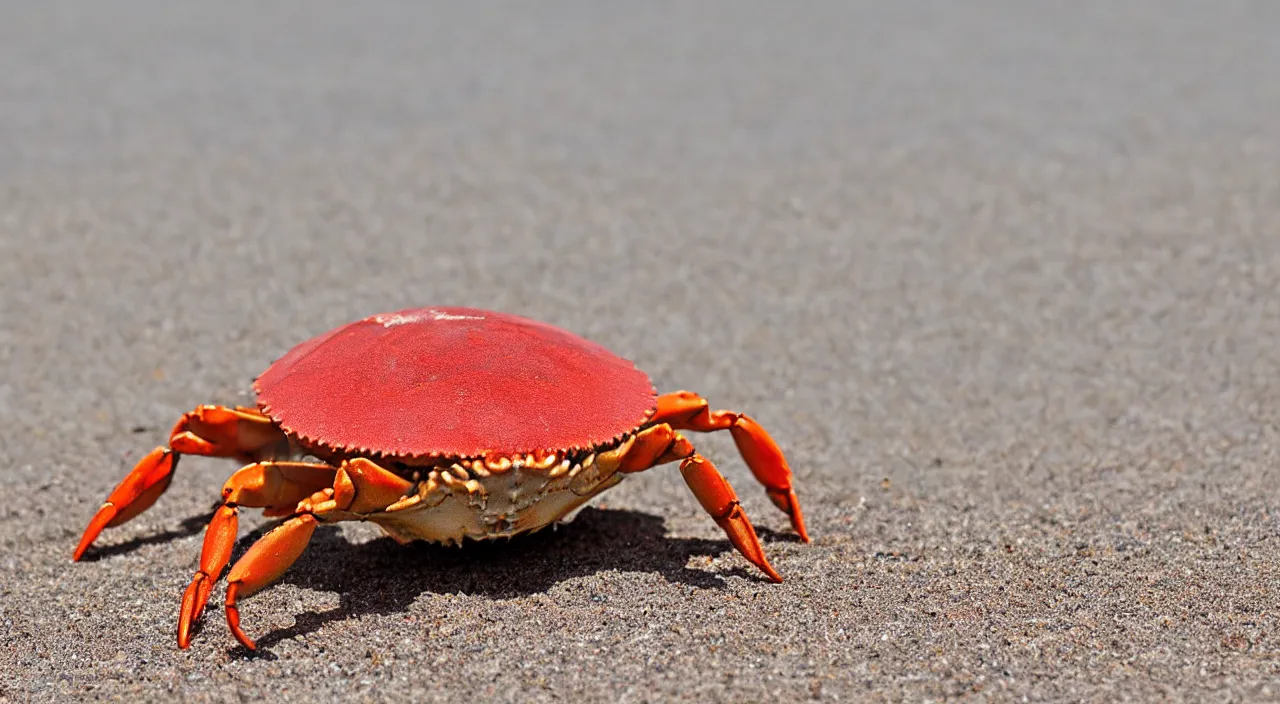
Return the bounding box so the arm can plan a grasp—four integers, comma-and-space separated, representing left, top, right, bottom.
176, 461, 339, 648
73, 405, 291, 561
619, 423, 782, 582
650, 391, 809, 542
222, 457, 414, 650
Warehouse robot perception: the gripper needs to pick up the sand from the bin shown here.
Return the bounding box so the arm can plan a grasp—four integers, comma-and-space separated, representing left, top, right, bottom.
2, 2, 1279, 701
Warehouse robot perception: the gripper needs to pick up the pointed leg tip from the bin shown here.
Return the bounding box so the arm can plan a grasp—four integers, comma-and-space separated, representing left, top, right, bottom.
766, 489, 810, 543
794, 519, 811, 543
178, 575, 210, 650
71, 537, 93, 561
230, 625, 257, 651
718, 528, 779, 584
73, 503, 118, 561
226, 583, 257, 650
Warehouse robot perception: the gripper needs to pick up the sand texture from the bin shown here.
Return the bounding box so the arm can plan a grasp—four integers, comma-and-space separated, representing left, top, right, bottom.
2, 2, 1279, 701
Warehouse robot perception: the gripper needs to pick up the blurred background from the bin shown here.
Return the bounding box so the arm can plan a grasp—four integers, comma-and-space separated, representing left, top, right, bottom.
2, 2, 1279, 701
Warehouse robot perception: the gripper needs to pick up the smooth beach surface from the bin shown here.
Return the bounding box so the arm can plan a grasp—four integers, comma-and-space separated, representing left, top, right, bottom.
2, 2, 1279, 701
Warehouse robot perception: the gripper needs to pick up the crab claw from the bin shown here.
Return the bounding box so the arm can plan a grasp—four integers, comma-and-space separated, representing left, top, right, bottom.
73, 447, 177, 561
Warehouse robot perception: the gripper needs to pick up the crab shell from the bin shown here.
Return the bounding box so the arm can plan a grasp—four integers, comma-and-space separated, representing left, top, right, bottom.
254, 306, 659, 543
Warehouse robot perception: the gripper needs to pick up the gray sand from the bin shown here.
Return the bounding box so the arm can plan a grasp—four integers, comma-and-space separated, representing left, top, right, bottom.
3, 2, 1279, 701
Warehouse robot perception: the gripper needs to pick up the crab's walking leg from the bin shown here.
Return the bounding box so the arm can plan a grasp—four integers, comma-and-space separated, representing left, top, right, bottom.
223, 457, 414, 650
651, 391, 809, 542
73, 405, 290, 561
619, 423, 782, 582
176, 461, 338, 648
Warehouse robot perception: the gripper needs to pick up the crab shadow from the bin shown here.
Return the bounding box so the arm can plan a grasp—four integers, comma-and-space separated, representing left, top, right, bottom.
223, 507, 778, 656
77, 510, 217, 562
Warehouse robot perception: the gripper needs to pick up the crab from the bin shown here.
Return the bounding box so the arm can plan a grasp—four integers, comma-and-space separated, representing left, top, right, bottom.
72, 306, 809, 650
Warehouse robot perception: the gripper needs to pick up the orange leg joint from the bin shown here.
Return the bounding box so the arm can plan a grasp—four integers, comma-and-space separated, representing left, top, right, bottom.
618, 423, 782, 582
73, 447, 176, 561
225, 514, 319, 650
212, 457, 412, 650
652, 391, 809, 542
73, 405, 289, 561
176, 461, 337, 649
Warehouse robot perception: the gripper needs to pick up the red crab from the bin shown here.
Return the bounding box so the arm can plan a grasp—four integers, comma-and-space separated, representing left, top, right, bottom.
73, 307, 809, 650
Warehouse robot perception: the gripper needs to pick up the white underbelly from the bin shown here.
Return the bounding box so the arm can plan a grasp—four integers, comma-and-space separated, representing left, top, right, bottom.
364, 455, 626, 546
